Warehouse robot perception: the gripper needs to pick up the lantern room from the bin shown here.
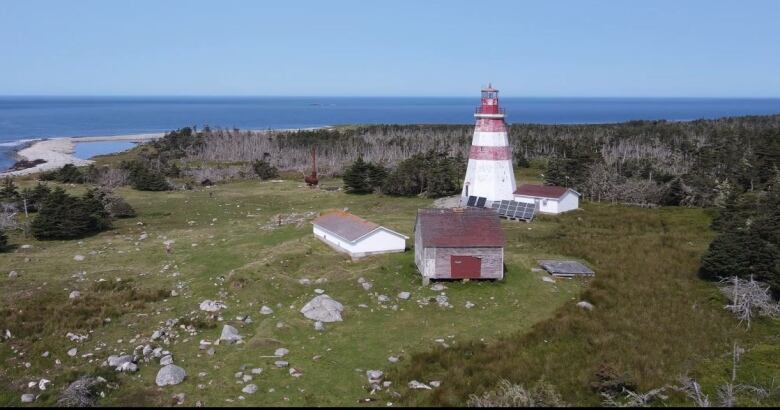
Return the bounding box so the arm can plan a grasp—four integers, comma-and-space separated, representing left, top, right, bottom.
475, 83, 504, 117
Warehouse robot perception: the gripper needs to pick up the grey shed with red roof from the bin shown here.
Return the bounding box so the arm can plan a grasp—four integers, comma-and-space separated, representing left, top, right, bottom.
414, 208, 506, 280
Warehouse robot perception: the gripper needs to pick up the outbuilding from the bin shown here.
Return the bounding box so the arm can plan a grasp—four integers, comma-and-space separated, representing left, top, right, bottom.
513, 184, 580, 214
312, 210, 408, 259
414, 208, 506, 280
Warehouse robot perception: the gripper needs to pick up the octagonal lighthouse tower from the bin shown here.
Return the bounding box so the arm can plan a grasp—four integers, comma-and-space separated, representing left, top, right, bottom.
461, 84, 517, 203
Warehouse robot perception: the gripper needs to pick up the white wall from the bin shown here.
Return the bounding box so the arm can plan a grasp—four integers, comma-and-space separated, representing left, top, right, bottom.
313, 225, 406, 256
513, 191, 579, 214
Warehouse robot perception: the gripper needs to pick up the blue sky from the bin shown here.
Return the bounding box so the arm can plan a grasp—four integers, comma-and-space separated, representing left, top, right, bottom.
1, 0, 779, 97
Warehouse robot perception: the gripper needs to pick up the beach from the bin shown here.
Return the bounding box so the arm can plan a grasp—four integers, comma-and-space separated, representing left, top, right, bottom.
0, 133, 164, 176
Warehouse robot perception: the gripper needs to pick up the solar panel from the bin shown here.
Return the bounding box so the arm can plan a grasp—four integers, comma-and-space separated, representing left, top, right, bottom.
466, 196, 477, 207
476, 197, 487, 208
494, 200, 536, 221
490, 202, 500, 210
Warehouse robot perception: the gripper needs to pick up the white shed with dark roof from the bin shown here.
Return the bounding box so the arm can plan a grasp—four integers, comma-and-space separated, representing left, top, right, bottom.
312, 210, 408, 259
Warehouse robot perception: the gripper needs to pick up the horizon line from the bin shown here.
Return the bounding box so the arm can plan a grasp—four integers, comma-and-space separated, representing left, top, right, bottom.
2, 94, 780, 100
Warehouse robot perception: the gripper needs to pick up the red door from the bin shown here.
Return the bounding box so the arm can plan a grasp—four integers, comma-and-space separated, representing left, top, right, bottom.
450, 255, 482, 279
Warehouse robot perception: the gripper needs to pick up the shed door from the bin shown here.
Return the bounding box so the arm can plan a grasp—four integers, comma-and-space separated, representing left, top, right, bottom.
451, 255, 482, 279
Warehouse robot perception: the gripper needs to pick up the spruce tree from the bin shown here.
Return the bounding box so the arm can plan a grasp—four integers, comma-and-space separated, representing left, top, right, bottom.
0, 229, 8, 252
343, 157, 373, 194
0, 177, 20, 203
252, 159, 279, 180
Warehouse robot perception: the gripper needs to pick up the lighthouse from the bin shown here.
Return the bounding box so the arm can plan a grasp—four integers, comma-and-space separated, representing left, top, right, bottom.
461, 84, 517, 203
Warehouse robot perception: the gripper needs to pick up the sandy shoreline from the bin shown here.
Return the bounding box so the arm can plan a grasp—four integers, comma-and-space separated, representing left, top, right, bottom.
0, 133, 164, 176
0, 127, 331, 177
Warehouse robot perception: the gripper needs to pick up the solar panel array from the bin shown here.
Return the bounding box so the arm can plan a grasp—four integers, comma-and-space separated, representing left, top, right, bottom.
465, 196, 488, 208
490, 200, 536, 221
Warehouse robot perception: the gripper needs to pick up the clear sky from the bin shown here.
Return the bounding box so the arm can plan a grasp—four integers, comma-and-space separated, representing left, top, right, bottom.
1, 0, 779, 97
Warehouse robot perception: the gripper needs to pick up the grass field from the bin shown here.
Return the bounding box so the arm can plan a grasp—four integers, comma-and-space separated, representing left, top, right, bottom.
0, 176, 583, 407
2, 162, 778, 407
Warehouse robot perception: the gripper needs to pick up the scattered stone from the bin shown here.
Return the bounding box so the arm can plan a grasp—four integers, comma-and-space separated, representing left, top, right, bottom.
117, 362, 138, 372
289, 368, 302, 377
314, 321, 325, 332
430, 283, 447, 292
397, 292, 411, 300
67, 348, 78, 357
465, 301, 475, 309
576, 301, 594, 311
199, 300, 227, 312
73, 255, 85, 261
42, 351, 49, 358
242, 374, 253, 383
299, 278, 311, 285
242, 384, 258, 394
314, 288, 325, 294
377, 294, 390, 303
274, 360, 289, 368
251, 368, 263, 375
172, 392, 185, 405
435, 294, 450, 307
260, 306, 273, 315
408, 380, 432, 390
430, 380, 441, 388
300, 295, 344, 323
542, 276, 556, 283
156, 365, 187, 386
388, 356, 400, 363
366, 370, 383, 384
8, 271, 18, 279
361, 282, 372, 291
66, 332, 88, 343
38, 379, 51, 390
107, 355, 133, 368
69, 291, 81, 300
160, 355, 174, 366
219, 325, 243, 344
274, 348, 289, 357
20, 244, 32, 249
21, 394, 35, 403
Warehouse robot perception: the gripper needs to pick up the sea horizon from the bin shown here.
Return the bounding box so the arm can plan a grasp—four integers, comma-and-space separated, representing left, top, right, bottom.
2, 95, 780, 170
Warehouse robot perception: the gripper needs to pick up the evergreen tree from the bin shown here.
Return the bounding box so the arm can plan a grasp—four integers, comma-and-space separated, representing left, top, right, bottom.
20, 183, 51, 212
30, 187, 110, 240
0, 177, 20, 203
0, 229, 8, 252
343, 157, 374, 194
660, 177, 686, 206
252, 159, 279, 180
123, 161, 171, 191
381, 151, 463, 198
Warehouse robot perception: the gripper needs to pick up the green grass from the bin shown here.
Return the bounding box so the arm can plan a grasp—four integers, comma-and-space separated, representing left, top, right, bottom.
392, 204, 780, 406
0, 179, 581, 406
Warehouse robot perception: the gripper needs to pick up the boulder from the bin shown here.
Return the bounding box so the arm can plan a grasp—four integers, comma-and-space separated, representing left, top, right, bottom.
107, 355, 133, 368
398, 292, 411, 300
274, 348, 289, 357
199, 300, 227, 312
366, 370, 383, 384
219, 325, 243, 344
408, 380, 432, 390
299, 295, 344, 323
576, 301, 594, 311
242, 384, 257, 394
156, 365, 187, 386
260, 306, 273, 315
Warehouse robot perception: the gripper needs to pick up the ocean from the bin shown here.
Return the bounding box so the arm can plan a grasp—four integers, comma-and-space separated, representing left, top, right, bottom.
2, 96, 780, 170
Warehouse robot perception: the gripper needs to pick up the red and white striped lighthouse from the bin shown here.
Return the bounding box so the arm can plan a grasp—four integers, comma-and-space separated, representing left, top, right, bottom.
461, 84, 517, 202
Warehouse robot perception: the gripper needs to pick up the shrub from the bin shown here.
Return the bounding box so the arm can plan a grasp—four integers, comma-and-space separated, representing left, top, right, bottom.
0, 229, 8, 252
0, 177, 20, 203
86, 187, 136, 218
30, 187, 111, 240
20, 183, 52, 212
252, 159, 279, 180
343, 157, 386, 194
39, 163, 84, 183
381, 151, 463, 198
123, 161, 171, 191
467, 379, 567, 407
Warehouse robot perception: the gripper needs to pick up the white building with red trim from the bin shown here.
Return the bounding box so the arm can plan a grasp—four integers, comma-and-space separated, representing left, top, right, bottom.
513, 184, 580, 214
461, 84, 518, 203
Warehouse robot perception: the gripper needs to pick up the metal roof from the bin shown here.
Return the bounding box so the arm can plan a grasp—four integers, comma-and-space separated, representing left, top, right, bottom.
538, 260, 595, 276
416, 208, 506, 248
312, 210, 407, 243
514, 184, 577, 199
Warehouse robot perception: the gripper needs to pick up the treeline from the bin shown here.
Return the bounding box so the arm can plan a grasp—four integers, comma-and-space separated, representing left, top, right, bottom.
170, 115, 780, 206
342, 152, 465, 197
0, 178, 134, 243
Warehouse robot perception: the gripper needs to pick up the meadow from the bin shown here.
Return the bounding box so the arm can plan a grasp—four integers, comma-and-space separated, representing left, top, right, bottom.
1, 166, 778, 407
